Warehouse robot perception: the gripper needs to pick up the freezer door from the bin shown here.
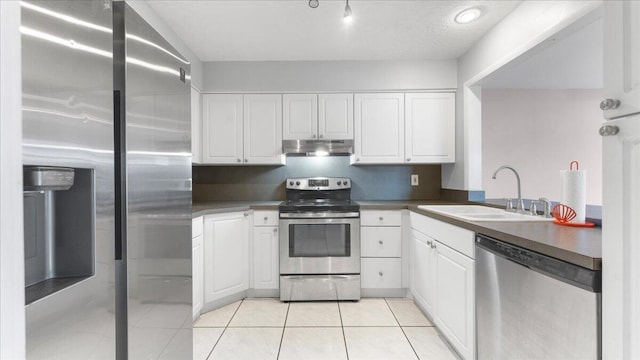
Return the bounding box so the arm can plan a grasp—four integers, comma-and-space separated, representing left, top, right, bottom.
21, 1, 116, 358
116, 3, 192, 359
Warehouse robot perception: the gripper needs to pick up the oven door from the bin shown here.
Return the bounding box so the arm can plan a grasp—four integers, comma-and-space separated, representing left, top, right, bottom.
279, 214, 360, 275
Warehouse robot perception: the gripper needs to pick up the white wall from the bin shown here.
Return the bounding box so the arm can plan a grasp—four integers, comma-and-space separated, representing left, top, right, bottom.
482, 89, 603, 205
443, 0, 602, 191
127, 0, 204, 89
0, 1, 25, 358
202, 60, 457, 92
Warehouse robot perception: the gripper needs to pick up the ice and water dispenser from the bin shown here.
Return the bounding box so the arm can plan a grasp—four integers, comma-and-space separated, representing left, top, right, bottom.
23, 166, 95, 304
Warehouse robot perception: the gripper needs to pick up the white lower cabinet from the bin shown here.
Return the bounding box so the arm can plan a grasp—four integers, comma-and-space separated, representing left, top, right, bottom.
410, 212, 475, 360
203, 212, 249, 303
410, 229, 436, 316
360, 210, 403, 294
192, 216, 204, 318
251, 211, 279, 291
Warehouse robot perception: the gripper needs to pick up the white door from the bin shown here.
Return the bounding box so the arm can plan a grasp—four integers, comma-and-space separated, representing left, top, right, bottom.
602, 2, 640, 358
190, 87, 201, 164
434, 241, 474, 360
410, 229, 435, 317
252, 226, 279, 290
283, 94, 318, 140
243, 94, 284, 164
204, 213, 249, 303
405, 92, 455, 163
319, 93, 353, 140
602, 1, 640, 120
192, 233, 203, 318
353, 93, 404, 164
201, 94, 243, 164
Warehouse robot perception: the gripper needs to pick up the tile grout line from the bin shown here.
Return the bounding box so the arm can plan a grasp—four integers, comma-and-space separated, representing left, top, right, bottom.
276, 301, 290, 360
337, 301, 350, 360
205, 299, 244, 360
384, 298, 421, 360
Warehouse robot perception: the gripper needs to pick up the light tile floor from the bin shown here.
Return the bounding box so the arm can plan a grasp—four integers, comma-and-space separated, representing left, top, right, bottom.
193, 298, 458, 360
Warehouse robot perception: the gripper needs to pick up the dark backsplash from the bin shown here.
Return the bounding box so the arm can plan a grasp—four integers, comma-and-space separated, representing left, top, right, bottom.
193, 157, 441, 201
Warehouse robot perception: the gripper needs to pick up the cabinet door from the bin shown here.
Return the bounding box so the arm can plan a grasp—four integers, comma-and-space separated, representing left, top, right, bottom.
192, 233, 203, 318
434, 241, 475, 360
405, 92, 455, 163
191, 87, 201, 164
283, 94, 317, 140
318, 93, 353, 140
252, 226, 279, 290
410, 229, 435, 317
353, 93, 404, 164
244, 94, 284, 164
203, 213, 249, 303
603, 1, 640, 119
201, 94, 243, 164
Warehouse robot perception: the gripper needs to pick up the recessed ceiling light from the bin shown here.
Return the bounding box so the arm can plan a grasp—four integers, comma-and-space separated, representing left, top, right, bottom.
455, 7, 482, 24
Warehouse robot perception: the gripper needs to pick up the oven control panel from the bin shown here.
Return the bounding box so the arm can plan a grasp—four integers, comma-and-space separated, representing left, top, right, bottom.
286, 177, 351, 190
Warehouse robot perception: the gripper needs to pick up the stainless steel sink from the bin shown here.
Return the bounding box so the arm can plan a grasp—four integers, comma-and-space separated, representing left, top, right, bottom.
417, 205, 553, 222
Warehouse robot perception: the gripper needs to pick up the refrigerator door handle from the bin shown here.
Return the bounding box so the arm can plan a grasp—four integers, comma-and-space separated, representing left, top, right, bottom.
114, 89, 125, 261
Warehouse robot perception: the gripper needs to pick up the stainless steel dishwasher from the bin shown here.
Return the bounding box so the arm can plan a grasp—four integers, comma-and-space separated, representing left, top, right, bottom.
476, 234, 601, 359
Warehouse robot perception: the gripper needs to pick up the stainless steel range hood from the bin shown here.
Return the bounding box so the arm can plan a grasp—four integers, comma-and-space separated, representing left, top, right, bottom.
283, 139, 354, 156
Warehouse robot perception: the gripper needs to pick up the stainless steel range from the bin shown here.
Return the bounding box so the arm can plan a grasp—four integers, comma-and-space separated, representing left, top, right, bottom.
279, 177, 361, 301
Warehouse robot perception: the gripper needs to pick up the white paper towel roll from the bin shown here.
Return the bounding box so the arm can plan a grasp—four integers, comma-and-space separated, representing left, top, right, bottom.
561, 169, 587, 223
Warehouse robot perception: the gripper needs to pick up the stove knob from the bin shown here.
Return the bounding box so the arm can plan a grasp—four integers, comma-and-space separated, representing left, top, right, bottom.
337, 181, 342, 186
289, 181, 294, 186
296, 181, 300, 186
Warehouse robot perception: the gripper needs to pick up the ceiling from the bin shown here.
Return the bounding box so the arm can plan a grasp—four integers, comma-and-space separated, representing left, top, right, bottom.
146, 0, 522, 62
480, 17, 603, 89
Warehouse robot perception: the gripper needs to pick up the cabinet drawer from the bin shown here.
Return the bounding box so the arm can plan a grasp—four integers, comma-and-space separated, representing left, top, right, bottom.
361, 210, 402, 226
253, 211, 279, 226
410, 212, 475, 259
361, 227, 401, 257
361, 258, 402, 289
192, 216, 203, 238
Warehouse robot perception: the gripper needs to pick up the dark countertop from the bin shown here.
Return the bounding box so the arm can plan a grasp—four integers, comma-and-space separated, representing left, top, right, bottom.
192, 200, 602, 270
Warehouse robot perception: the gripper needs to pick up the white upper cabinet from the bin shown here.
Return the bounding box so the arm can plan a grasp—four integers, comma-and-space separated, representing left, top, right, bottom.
202, 94, 243, 164
405, 92, 455, 163
243, 94, 284, 164
283, 94, 318, 140
201, 94, 284, 165
284, 93, 353, 140
353, 93, 405, 164
318, 93, 353, 140
191, 87, 201, 164
603, 1, 640, 119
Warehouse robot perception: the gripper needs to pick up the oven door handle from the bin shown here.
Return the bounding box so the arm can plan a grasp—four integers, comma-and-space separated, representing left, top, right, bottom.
279, 211, 360, 219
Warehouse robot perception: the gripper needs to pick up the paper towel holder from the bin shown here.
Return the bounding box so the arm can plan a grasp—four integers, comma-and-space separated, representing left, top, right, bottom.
570, 161, 580, 171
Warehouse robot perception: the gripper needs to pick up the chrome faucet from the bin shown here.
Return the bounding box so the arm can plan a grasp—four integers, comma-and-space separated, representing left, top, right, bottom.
492, 165, 526, 213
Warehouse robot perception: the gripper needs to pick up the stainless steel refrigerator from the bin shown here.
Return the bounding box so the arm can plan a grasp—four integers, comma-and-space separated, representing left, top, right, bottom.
21, 1, 192, 358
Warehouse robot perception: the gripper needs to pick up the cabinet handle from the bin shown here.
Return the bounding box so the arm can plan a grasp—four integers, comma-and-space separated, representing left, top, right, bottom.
273, 228, 277, 233
379, 216, 384, 221
244, 159, 248, 163
312, 134, 316, 138
407, 158, 411, 162
426, 240, 432, 246
378, 271, 384, 276
264, 216, 268, 221
237, 158, 241, 163
378, 240, 383, 245
431, 243, 436, 249
319, 134, 323, 139
600, 98, 620, 110
356, 158, 360, 162
243, 212, 249, 217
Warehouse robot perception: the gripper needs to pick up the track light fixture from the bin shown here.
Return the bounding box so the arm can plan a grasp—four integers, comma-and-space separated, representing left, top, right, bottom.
343, 0, 353, 23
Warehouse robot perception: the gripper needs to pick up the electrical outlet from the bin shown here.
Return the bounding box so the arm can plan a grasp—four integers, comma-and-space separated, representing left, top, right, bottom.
411, 174, 419, 186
